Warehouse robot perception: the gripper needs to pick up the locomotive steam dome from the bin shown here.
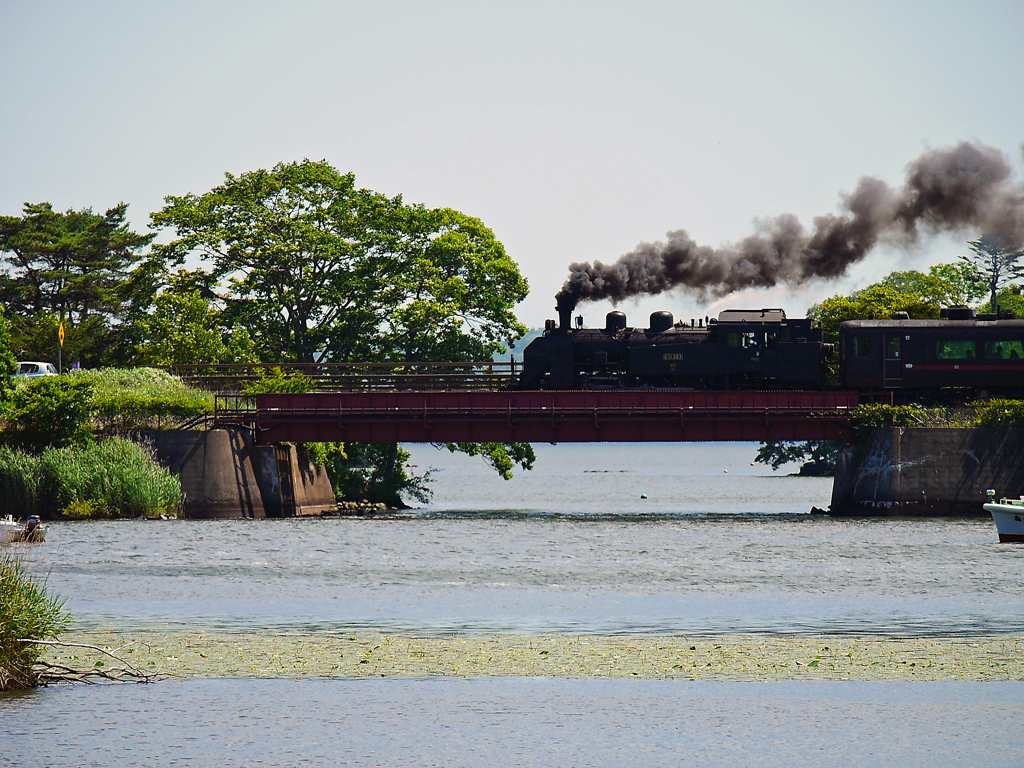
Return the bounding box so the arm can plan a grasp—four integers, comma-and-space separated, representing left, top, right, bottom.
605, 311, 627, 332
649, 311, 673, 333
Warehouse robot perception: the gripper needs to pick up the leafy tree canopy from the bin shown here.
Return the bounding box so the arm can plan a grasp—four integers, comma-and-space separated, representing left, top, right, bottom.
0, 202, 154, 366
0, 306, 17, 404
151, 160, 535, 496
809, 283, 941, 345
150, 160, 529, 365
755, 440, 840, 474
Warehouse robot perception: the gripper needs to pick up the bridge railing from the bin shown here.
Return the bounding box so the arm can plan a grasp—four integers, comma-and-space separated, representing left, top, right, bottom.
247, 389, 860, 417
161, 361, 520, 393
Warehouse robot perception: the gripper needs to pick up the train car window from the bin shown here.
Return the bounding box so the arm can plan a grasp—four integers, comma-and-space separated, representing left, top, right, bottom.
742, 332, 759, 349
886, 336, 901, 359
985, 340, 1024, 359
936, 340, 977, 359
725, 332, 740, 348
853, 336, 870, 357
779, 327, 791, 343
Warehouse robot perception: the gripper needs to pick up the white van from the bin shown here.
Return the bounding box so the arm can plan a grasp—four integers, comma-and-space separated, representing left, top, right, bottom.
12, 361, 59, 378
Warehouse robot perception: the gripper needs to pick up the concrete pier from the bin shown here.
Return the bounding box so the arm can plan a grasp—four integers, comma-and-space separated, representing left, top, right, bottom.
151, 429, 336, 519
252, 444, 336, 517
830, 427, 1024, 516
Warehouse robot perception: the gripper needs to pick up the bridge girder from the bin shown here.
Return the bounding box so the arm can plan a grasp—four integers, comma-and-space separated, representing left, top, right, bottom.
222, 390, 859, 445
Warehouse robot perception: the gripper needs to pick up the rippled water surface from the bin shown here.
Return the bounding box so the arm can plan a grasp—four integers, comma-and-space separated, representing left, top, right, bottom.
6, 680, 1023, 768
8, 442, 1023, 766
24, 443, 1023, 636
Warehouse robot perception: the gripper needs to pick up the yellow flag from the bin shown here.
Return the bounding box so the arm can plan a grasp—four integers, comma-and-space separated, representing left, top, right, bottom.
58, 322, 65, 347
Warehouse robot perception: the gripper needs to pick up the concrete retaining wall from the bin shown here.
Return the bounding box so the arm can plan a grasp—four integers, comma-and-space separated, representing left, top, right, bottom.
830, 427, 1024, 516
149, 429, 336, 519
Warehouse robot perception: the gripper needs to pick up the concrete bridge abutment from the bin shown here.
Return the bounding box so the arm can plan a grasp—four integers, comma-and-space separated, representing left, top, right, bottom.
830, 427, 1024, 516
150, 428, 335, 519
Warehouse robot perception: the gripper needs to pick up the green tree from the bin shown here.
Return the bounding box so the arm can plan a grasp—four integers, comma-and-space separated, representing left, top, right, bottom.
980, 285, 1024, 318
152, 160, 535, 499
809, 261, 989, 348
0, 203, 155, 366
135, 291, 228, 365
151, 161, 529, 364
0, 306, 17, 404
959, 235, 1024, 314
877, 264, 986, 308
754, 440, 840, 475
327, 442, 433, 507
809, 284, 941, 347
131, 270, 260, 367
926, 262, 987, 306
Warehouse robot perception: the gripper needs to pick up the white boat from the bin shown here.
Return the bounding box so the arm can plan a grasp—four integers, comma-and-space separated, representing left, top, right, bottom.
983, 494, 1024, 543
0, 515, 47, 543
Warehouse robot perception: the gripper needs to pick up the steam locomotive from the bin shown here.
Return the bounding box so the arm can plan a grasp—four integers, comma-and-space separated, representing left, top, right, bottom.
519, 303, 1024, 397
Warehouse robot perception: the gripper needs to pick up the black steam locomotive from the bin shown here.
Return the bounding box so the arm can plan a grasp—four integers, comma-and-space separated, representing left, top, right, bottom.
519, 303, 1024, 396
519, 305, 831, 390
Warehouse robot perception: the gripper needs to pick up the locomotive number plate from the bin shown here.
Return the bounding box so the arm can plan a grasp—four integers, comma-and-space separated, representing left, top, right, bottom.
662, 353, 685, 361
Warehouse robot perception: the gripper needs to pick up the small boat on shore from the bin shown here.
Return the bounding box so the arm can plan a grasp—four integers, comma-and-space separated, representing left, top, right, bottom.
983, 493, 1024, 543
0, 515, 47, 543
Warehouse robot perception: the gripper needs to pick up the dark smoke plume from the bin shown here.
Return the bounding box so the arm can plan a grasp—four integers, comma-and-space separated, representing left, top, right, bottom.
557, 141, 1024, 311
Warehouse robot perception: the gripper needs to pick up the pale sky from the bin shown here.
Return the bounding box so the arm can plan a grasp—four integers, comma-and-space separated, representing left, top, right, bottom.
2, 0, 1022, 330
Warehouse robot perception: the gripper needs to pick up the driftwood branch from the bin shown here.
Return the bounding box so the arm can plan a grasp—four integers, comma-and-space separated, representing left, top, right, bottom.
18, 638, 176, 684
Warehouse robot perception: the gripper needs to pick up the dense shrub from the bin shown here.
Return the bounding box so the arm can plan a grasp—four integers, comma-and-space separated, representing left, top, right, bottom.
4, 377, 96, 451
0, 551, 68, 691
0, 438, 181, 519
851, 404, 928, 428
974, 399, 1024, 428
71, 367, 213, 430
241, 367, 314, 394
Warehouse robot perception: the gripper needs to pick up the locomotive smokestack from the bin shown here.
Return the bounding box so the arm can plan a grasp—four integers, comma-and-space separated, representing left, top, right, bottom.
555, 292, 576, 331
557, 141, 1024, 305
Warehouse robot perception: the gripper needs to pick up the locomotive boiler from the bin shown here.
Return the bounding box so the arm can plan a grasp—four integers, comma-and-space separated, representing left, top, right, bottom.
519, 302, 832, 390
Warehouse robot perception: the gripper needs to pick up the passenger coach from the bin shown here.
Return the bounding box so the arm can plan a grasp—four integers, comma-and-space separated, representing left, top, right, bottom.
839, 308, 1024, 395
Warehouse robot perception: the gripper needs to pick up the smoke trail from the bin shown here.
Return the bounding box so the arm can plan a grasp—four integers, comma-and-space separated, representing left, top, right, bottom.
557, 141, 1024, 311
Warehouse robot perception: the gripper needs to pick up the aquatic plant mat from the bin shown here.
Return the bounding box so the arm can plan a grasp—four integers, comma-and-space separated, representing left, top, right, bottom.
43, 630, 1022, 682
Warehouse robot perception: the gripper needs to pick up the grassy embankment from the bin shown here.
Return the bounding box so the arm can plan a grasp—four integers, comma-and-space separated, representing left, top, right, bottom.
0, 368, 211, 519
0, 550, 68, 691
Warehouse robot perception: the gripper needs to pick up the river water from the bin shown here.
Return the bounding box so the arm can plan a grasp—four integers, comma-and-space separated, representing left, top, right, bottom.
5, 442, 1024, 766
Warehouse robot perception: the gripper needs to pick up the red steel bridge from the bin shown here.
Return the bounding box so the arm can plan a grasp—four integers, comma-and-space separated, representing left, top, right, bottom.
214, 389, 859, 444
176, 362, 859, 444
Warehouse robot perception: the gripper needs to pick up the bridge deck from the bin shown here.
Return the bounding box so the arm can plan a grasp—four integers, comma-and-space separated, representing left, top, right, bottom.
217, 390, 859, 444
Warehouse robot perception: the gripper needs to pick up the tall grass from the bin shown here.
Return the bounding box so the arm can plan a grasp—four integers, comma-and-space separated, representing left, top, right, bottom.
0, 447, 43, 517
0, 439, 182, 519
70, 367, 213, 430
0, 550, 68, 690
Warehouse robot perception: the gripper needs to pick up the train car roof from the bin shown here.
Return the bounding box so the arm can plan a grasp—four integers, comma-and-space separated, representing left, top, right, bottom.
841, 318, 1024, 329
717, 308, 787, 323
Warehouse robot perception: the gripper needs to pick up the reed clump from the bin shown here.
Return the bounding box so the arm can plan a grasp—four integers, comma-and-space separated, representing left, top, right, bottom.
0, 438, 182, 519
0, 550, 68, 691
